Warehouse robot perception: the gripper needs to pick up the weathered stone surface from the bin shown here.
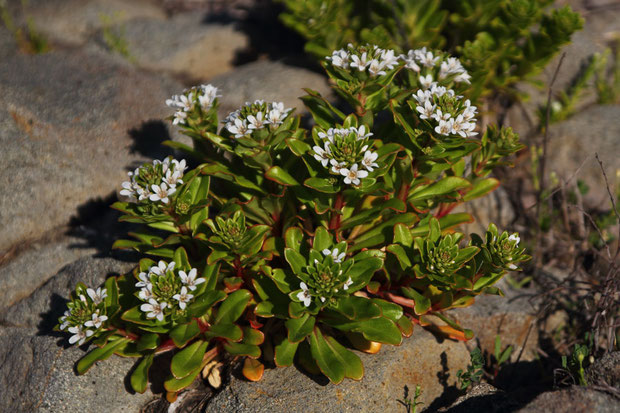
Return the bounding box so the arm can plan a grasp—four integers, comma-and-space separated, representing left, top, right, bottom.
204, 327, 470, 413
0, 47, 182, 254
0, 256, 153, 413
27, 0, 167, 45
440, 383, 518, 413
545, 105, 620, 207
210, 60, 332, 118
97, 13, 248, 80
449, 289, 539, 363
586, 351, 620, 388
516, 386, 620, 413
0, 26, 18, 59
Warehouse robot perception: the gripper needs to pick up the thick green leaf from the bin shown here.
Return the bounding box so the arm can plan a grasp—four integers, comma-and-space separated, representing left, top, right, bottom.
304, 177, 339, 194
274, 336, 299, 367
393, 223, 413, 247
170, 340, 209, 379
284, 248, 306, 275
401, 287, 432, 315
130, 354, 154, 394
164, 366, 201, 392
386, 244, 412, 270
285, 313, 316, 343
409, 177, 471, 201
187, 290, 226, 318
312, 226, 332, 251
265, 166, 300, 186
241, 327, 265, 345
204, 323, 242, 342
370, 298, 404, 322
346, 257, 384, 291
334, 296, 382, 320
284, 227, 304, 252
173, 247, 190, 271
136, 333, 160, 352
214, 289, 252, 324
76, 338, 131, 374
463, 178, 500, 201
309, 328, 363, 384
222, 341, 261, 358
169, 319, 201, 348
355, 318, 403, 345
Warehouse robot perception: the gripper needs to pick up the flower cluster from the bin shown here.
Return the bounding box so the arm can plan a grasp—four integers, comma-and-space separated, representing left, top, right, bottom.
327, 43, 400, 77
120, 157, 187, 204
413, 86, 478, 138
312, 125, 378, 186
402, 47, 471, 84
59, 286, 108, 345
166, 84, 220, 125
136, 260, 205, 322
294, 247, 354, 307
224, 100, 292, 139
482, 226, 527, 271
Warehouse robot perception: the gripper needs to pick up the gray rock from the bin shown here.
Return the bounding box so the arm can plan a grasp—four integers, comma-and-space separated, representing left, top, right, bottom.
204, 327, 471, 413
440, 383, 517, 413
27, 0, 167, 45
516, 386, 620, 413
587, 351, 620, 388
0, 46, 183, 255
0, 26, 18, 59
98, 13, 248, 80
449, 289, 540, 363
546, 105, 620, 208
209, 60, 332, 118
0, 256, 153, 413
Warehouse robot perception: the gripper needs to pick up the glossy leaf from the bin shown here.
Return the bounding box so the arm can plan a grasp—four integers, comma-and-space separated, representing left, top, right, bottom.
170, 340, 209, 379
274, 336, 299, 367
285, 313, 316, 343
214, 289, 252, 324
130, 354, 154, 394
76, 338, 131, 374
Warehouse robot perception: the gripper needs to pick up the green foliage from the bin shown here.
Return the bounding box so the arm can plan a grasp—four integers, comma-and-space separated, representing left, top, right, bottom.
57, 43, 530, 393
0, 0, 48, 54
457, 347, 484, 390
99, 12, 133, 61
398, 384, 423, 413
279, 0, 582, 100
562, 341, 591, 386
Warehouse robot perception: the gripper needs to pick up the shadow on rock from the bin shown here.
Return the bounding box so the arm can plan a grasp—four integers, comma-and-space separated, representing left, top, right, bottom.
66, 193, 141, 262
128, 119, 175, 160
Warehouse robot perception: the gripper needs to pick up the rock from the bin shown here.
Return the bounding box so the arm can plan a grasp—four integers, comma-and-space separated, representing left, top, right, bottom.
587, 351, 620, 388
0, 26, 18, 59
0, 46, 183, 255
449, 290, 539, 363
545, 105, 620, 208
204, 327, 470, 413
440, 383, 517, 413
97, 13, 248, 80
209, 60, 332, 118
27, 0, 167, 46
0, 256, 153, 413
516, 386, 620, 413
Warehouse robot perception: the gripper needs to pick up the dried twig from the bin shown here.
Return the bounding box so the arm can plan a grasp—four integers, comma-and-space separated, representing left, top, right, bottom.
594, 153, 620, 259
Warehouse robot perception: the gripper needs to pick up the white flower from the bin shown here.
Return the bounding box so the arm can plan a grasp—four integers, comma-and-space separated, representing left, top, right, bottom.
138, 284, 154, 301
84, 312, 108, 329
266, 102, 290, 125
140, 299, 167, 322
173, 286, 194, 310
135, 272, 151, 288
508, 234, 521, 245
508, 263, 519, 270
361, 151, 379, 172
227, 117, 249, 138
296, 282, 312, 307
454, 71, 471, 84
150, 260, 176, 276
355, 125, 373, 140
435, 118, 454, 136
68, 325, 94, 345
462, 100, 477, 121
149, 182, 176, 204
179, 268, 205, 291
340, 163, 368, 186
172, 110, 187, 125
403, 50, 421, 72
119, 180, 137, 200
327, 49, 349, 68
380, 49, 399, 69
86, 287, 107, 305
419, 74, 434, 89
166, 93, 193, 111
418, 50, 439, 67
247, 111, 269, 130
431, 108, 451, 122
163, 170, 183, 188
322, 248, 346, 263
313, 144, 331, 167
368, 59, 386, 77
197, 84, 220, 109
343, 277, 353, 291
413, 89, 431, 105
350, 52, 370, 71
59, 310, 71, 330
330, 159, 346, 174
416, 99, 435, 120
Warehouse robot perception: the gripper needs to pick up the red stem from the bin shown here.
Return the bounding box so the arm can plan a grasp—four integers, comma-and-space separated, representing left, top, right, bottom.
329, 192, 345, 231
